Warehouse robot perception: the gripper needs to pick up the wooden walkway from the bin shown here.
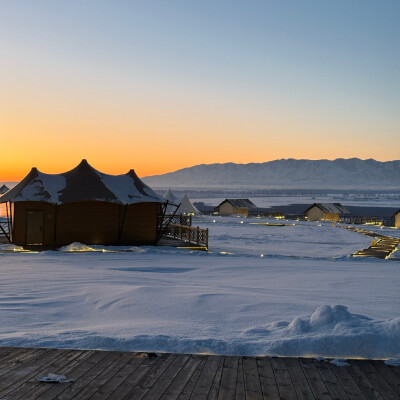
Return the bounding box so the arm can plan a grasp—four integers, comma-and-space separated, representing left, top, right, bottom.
341, 226, 400, 259
0, 347, 399, 399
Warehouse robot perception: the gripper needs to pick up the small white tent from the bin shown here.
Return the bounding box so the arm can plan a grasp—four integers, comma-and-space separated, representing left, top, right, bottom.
164, 189, 179, 205
164, 189, 180, 214
176, 193, 201, 215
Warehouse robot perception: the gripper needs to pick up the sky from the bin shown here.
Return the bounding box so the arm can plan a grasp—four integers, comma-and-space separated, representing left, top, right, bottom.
1, 0, 399, 180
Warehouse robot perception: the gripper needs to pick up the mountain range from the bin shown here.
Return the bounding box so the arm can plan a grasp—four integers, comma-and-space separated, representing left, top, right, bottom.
143, 158, 400, 189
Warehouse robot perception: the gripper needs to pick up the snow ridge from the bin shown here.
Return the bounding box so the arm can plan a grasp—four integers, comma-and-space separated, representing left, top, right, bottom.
143, 158, 400, 189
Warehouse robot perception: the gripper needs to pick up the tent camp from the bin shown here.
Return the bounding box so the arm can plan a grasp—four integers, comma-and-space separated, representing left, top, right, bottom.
304, 203, 348, 222
0, 160, 166, 246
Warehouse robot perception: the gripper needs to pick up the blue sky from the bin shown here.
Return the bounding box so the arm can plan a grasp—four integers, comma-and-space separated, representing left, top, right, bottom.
1, 1, 399, 178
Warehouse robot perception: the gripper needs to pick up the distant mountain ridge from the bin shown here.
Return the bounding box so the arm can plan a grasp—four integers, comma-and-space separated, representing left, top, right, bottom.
143, 158, 400, 189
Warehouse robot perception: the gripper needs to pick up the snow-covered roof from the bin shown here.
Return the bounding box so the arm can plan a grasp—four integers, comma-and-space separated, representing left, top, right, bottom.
305, 203, 349, 214
0, 184, 9, 194
0, 160, 165, 205
219, 199, 257, 209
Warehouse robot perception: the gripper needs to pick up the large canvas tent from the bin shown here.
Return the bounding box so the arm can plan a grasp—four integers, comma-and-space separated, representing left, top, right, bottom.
0, 160, 166, 246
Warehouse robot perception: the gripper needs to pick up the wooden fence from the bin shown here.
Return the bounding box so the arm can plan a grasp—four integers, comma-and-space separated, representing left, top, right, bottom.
164, 223, 208, 248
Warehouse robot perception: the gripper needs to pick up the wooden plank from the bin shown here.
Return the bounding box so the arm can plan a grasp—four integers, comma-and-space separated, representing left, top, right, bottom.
242, 356, 263, 400
120, 353, 176, 400
207, 355, 224, 400
0, 348, 50, 381
310, 360, 350, 400
189, 355, 222, 400
345, 360, 385, 400
177, 356, 207, 400
0, 347, 46, 377
54, 351, 122, 400
159, 355, 203, 400
4, 349, 87, 400
35, 349, 110, 400
21, 350, 94, 400
0, 348, 69, 398
106, 355, 164, 400
217, 356, 238, 400
370, 360, 400, 396
0, 346, 24, 360
271, 357, 298, 400
330, 363, 367, 400
89, 354, 146, 400
256, 357, 280, 400
300, 358, 332, 400
285, 358, 315, 400
356, 360, 399, 400
67, 352, 134, 399
0, 348, 398, 400
0, 347, 34, 372
235, 357, 245, 400
142, 354, 190, 400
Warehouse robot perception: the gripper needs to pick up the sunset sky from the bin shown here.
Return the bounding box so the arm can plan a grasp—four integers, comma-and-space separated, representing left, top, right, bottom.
1, 1, 399, 181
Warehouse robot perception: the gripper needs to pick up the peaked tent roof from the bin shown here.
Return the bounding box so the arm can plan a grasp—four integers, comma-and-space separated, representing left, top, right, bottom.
0, 159, 165, 204
176, 193, 201, 215
164, 189, 179, 206
0, 184, 9, 194
304, 203, 349, 214
218, 199, 257, 209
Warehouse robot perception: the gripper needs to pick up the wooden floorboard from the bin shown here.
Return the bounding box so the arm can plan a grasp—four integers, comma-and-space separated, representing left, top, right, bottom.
0, 347, 399, 400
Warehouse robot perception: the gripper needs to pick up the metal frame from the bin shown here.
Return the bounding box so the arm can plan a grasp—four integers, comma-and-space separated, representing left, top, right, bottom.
156, 201, 180, 242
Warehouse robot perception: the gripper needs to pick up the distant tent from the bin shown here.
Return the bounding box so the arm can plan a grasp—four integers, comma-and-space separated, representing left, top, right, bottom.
176, 193, 201, 215
217, 199, 257, 216
164, 189, 179, 205
163, 189, 180, 214
393, 209, 400, 228
0, 159, 166, 246
0, 184, 9, 195
304, 203, 348, 222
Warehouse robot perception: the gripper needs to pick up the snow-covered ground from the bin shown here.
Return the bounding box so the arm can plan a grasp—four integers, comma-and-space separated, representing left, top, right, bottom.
0, 216, 399, 359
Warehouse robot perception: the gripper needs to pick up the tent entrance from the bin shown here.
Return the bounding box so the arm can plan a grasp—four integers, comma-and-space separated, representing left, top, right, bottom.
26, 210, 44, 245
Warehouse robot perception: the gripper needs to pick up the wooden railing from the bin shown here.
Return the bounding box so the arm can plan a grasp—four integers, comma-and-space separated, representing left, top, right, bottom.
169, 214, 192, 226
164, 224, 208, 248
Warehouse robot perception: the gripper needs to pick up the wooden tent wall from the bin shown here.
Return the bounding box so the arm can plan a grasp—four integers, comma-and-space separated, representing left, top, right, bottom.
12, 201, 160, 246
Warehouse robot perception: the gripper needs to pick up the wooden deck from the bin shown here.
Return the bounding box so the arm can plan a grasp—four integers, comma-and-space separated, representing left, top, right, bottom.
0, 347, 399, 399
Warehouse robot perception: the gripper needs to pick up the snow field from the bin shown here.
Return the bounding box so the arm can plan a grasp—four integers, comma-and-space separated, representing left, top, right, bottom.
0, 216, 399, 358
